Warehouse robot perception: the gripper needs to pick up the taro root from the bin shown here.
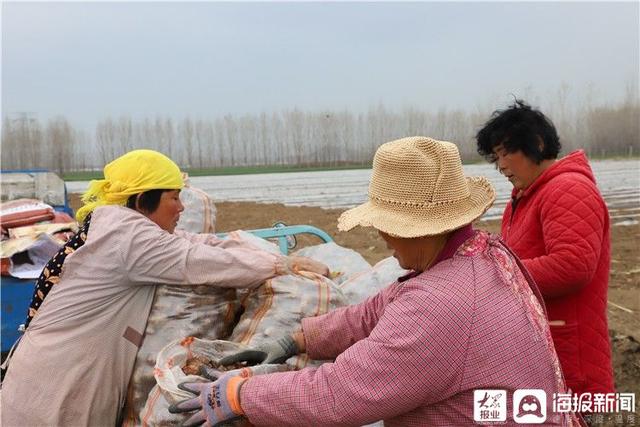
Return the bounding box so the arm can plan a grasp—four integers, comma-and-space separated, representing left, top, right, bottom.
182, 356, 248, 376
215, 361, 248, 371
182, 355, 214, 376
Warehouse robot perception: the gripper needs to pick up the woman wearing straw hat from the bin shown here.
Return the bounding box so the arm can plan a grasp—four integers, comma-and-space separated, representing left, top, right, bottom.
170, 137, 581, 426
0, 149, 328, 426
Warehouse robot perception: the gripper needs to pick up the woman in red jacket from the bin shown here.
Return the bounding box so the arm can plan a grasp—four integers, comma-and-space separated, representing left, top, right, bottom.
476, 100, 614, 400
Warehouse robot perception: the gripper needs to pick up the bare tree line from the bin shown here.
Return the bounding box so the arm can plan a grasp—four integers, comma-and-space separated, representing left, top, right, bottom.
2, 90, 639, 174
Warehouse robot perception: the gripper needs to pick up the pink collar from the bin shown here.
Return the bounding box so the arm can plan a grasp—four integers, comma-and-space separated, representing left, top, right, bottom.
398, 224, 475, 282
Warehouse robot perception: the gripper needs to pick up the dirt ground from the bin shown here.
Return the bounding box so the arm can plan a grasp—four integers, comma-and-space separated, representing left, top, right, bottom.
68, 194, 639, 416
213, 201, 640, 406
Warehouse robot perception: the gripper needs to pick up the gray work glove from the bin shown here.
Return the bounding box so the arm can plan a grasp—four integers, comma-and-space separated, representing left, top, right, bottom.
198, 363, 290, 382
216, 335, 299, 367
169, 373, 246, 427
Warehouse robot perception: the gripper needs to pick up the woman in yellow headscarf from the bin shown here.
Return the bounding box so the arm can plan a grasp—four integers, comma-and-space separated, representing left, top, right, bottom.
1, 149, 328, 427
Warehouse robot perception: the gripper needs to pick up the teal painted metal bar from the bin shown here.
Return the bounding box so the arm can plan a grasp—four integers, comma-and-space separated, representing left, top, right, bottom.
217, 224, 333, 255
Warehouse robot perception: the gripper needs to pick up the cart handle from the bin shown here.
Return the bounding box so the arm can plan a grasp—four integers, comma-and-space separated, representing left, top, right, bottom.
217, 224, 333, 255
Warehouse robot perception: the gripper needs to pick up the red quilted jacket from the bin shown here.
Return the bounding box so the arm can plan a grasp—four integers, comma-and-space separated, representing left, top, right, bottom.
501, 150, 614, 395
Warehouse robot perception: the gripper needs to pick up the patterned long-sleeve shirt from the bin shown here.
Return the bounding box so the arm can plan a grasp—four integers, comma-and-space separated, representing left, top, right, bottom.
241, 227, 575, 426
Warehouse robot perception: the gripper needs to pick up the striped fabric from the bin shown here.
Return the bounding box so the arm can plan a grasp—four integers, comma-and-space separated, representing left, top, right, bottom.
230, 269, 347, 370
241, 229, 579, 426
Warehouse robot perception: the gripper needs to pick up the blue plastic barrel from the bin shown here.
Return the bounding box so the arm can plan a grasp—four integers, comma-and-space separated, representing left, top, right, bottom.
1, 276, 33, 352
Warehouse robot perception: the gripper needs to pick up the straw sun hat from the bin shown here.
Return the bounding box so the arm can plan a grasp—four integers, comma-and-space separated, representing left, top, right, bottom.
338, 136, 496, 238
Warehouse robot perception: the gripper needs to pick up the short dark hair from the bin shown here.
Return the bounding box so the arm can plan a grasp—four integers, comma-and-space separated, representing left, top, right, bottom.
126, 189, 166, 213
476, 99, 561, 164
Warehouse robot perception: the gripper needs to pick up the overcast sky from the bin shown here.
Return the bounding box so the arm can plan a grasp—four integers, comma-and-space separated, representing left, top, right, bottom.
2, 1, 639, 131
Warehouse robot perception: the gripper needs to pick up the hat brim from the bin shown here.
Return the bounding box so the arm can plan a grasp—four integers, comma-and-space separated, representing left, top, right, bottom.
337, 176, 496, 238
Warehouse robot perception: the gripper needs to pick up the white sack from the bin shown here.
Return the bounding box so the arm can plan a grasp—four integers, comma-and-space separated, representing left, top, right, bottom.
176, 177, 217, 234
292, 241, 371, 285
339, 256, 409, 305
138, 338, 288, 427
121, 286, 238, 425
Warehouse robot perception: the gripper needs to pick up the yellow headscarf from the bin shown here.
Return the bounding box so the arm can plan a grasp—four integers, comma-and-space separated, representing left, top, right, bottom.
76, 149, 184, 222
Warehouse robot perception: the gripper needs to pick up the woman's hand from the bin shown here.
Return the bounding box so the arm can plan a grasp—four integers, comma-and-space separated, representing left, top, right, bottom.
169, 374, 246, 426
285, 256, 330, 277
216, 334, 300, 367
